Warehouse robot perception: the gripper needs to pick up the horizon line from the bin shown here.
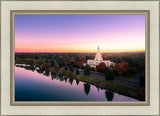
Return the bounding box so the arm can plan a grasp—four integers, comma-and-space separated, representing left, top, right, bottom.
15, 51, 145, 54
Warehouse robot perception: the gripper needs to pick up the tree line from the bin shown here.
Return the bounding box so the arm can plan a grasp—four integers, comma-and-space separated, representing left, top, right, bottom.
15, 52, 145, 80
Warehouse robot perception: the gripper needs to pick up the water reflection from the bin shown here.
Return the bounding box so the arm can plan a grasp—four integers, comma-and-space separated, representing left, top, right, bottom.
84, 84, 90, 95
51, 72, 54, 80
16, 64, 35, 72
96, 86, 100, 93
15, 65, 138, 101
51, 72, 57, 80
36, 69, 44, 74
76, 80, 79, 85
69, 78, 74, 85
58, 73, 63, 78
59, 77, 65, 82
43, 70, 50, 77
64, 78, 68, 83
25, 66, 35, 72
105, 91, 114, 101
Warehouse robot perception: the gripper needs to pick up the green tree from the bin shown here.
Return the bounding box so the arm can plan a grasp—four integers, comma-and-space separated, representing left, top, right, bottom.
84, 64, 91, 76
54, 60, 57, 66
76, 69, 80, 75
26, 59, 34, 66
65, 66, 68, 71
51, 59, 54, 67
70, 67, 73, 72
45, 59, 48, 63
105, 68, 114, 81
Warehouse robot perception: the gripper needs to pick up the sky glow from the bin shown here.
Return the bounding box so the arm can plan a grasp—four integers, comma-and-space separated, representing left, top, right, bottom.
15, 15, 145, 53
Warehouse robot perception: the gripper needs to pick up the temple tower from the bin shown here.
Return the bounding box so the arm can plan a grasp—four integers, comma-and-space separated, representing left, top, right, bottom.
94, 45, 103, 61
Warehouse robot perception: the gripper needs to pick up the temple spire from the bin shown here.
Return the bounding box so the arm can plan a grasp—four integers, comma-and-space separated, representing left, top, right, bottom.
94, 45, 103, 61
98, 45, 99, 52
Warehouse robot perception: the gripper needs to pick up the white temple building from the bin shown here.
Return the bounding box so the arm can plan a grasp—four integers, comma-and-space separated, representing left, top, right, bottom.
84, 46, 116, 68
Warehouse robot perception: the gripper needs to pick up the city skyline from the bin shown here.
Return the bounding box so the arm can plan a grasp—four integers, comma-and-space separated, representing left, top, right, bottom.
15, 15, 145, 53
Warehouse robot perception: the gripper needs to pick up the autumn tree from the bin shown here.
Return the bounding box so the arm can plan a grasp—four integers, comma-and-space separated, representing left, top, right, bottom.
54, 65, 59, 72
69, 58, 75, 66
42, 63, 50, 70
113, 62, 130, 76
67, 71, 73, 77
96, 62, 107, 73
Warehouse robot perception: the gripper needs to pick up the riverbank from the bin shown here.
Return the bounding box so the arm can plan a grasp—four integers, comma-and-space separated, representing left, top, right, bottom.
63, 71, 139, 100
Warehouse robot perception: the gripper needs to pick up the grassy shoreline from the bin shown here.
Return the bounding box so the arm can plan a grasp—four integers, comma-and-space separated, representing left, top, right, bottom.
64, 71, 139, 100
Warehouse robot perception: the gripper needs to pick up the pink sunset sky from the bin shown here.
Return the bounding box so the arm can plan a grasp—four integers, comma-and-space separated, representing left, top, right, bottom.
15, 15, 145, 53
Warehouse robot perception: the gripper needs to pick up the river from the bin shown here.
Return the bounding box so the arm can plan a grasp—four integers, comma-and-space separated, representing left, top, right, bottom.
15, 66, 138, 101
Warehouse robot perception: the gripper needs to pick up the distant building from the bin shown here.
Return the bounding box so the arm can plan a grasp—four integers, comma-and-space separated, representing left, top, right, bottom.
83, 46, 116, 68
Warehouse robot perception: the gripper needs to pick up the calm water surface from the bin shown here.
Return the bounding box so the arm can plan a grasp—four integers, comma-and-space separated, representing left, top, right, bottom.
15, 66, 138, 101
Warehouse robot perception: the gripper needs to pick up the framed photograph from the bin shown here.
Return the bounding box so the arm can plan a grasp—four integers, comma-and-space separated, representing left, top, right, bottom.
0, 0, 159, 115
